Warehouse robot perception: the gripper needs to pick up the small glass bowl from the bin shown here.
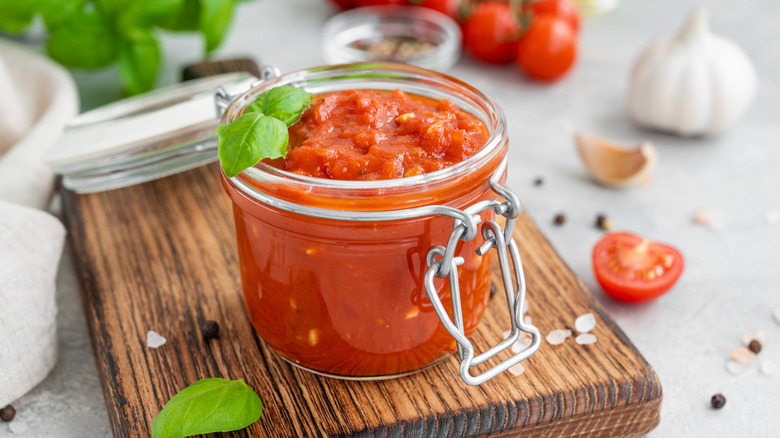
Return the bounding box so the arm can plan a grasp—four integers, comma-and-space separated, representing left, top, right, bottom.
322, 6, 461, 71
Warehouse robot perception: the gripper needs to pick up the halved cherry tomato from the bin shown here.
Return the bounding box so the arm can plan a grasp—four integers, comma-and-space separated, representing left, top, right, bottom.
515, 15, 577, 81
462, 2, 521, 64
592, 232, 684, 303
529, 0, 580, 34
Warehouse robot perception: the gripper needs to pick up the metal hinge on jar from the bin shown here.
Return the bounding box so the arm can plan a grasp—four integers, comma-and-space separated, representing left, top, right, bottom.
423, 158, 541, 386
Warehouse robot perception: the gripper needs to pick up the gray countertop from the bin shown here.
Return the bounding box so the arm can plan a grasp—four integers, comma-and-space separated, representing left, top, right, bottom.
3, 0, 779, 436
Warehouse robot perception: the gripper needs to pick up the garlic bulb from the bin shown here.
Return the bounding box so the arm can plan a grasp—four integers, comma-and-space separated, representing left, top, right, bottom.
628, 8, 757, 136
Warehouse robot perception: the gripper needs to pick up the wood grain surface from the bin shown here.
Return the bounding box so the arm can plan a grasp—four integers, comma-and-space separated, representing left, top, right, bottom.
62, 163, 662, 437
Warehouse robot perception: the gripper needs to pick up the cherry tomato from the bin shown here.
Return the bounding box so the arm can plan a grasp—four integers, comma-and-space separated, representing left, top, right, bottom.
592, 232, 684, 303
354, 0, 408, 6
413, 0, 461, 19
329, 0, 356, 9
462, 2, 521, 64
515, 15, 577, 81
529, 0, 580, 33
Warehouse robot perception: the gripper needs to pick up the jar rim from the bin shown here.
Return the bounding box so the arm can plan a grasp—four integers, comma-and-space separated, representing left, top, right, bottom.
222, 63, 507, 193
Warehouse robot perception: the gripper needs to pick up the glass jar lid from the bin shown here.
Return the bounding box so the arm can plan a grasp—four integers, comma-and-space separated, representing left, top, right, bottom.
46, 72, 258, 193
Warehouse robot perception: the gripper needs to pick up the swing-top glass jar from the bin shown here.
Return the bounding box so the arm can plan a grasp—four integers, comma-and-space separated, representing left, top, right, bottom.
220, 63, 539, 385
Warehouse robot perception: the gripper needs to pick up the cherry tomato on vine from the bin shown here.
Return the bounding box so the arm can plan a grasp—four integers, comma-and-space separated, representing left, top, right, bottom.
592, 232, 684, 303
413, 0, 461, 19
529, 0, 580, 34
515, 15, 577, 81
462, 2, 521, 64
354, 0, 408, 6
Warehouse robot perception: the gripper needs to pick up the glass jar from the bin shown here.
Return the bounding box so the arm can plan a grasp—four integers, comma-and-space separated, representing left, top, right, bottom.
220, 63, 539, 384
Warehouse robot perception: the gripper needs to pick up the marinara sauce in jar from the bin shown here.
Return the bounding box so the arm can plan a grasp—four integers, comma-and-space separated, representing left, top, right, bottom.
220, 64, 539, 384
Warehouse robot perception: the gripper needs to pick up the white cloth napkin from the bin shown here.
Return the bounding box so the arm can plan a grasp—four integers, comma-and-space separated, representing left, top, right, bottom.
0, 38, 78, 407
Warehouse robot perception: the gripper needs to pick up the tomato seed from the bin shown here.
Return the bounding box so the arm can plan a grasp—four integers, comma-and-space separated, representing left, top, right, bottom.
0, 405, 15, 421
710, 393, 726, 409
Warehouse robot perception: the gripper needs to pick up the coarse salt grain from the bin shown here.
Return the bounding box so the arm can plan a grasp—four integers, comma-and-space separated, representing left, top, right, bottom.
146, 330, 167, 349
546, 329, 572, 345
503, 330, 512, 339
742, 330, 767, 346
575, 313, 596, 333
524, 315, 533, 325
575, 333, 597, 345
760, 360, 776, 376
773, 309, 780, 325
8, 419, 28, 434
508, 362, 525, 376
730, 346, 756, 365
725, 360, 748, 375
512, 336, 533, 353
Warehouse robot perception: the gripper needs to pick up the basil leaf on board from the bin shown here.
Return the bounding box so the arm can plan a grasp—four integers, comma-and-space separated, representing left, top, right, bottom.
199, 0, 234, 53
117, 29, 160, 96
151, 378, 263, 438
246, 85, 313, 126
46, 8, 120, 69
217, 112, 289, 178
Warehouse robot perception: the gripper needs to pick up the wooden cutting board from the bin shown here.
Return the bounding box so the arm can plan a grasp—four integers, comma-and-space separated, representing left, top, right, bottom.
62, 163, 661, 437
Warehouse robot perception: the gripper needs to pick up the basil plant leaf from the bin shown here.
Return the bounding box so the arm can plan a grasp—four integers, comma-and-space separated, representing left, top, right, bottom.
46, 7, 120, 69
151, 378, 263, 438
160, 0, 201, 31
117, 29, 160, 96
0, 0, 43, 34
199, 0, 234, 53
217, 112, 289, 178
246, 85, 312, 127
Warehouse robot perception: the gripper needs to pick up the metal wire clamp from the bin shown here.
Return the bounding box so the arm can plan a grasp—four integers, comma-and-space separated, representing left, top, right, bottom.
423, 161, 541, 386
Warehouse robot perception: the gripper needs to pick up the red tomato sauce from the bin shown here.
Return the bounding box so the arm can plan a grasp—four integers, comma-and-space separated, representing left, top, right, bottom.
228, 89, 498, 377
270, 89, 488, 180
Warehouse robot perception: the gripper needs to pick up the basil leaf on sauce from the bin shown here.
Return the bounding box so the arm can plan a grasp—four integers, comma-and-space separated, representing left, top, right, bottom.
217, 85, 312, 177
151, 378, 263, 438
217, 112, 289, 178
245, 85, 312, 126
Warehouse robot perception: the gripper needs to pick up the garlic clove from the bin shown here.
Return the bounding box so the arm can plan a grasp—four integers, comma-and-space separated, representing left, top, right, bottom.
575, 133, 658, 188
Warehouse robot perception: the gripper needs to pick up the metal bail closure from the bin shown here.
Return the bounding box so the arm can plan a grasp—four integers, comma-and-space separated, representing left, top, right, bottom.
423, 161, 541, 386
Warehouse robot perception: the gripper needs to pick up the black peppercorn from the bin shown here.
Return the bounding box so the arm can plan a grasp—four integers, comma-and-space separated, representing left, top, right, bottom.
595, 214, 614, 231
0, 405, 15, 422
710, 393, 726, 409
201, 320, 220, 339
553, 213, 566, 226
533, 177, 544, 186
747, 339, 762, 354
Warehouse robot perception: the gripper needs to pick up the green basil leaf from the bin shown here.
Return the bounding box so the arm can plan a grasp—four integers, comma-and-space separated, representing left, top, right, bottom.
116, 0, 184, 31
159, 0, 200, 31
41, 0, 81, 30
151, 378, 263, 438
246, 85, 312, 127
199, 0, 234, 53
217, 112, 288, 178
46, 7, 120, 69
117, 29, 160, 95
0, 0, 44, 34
